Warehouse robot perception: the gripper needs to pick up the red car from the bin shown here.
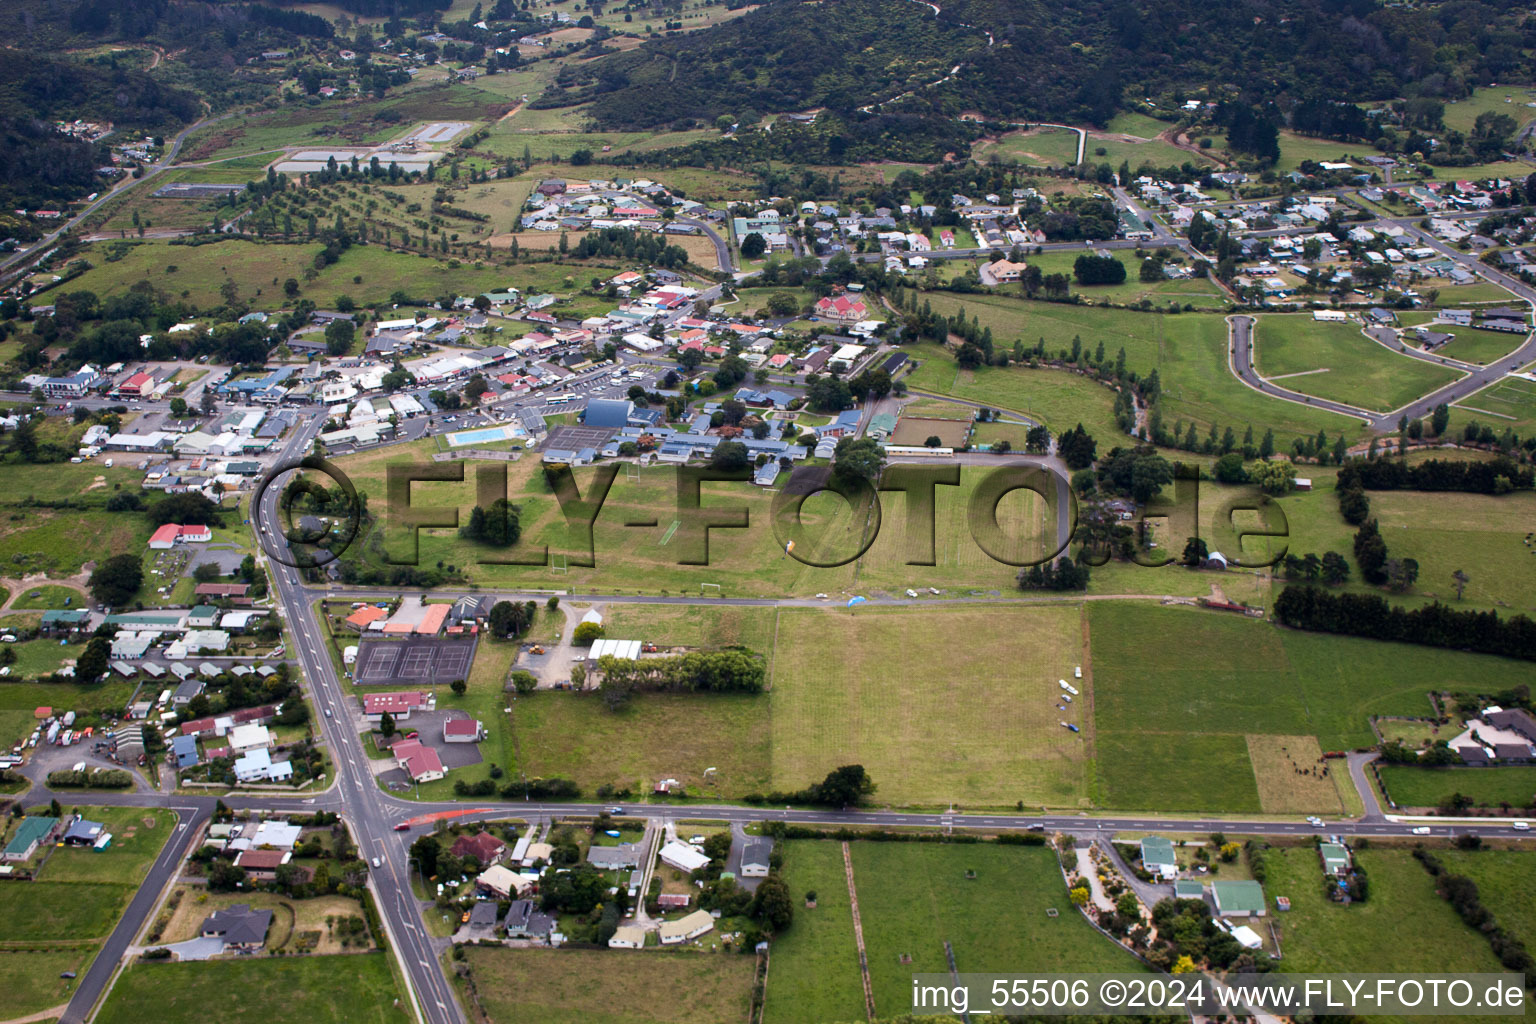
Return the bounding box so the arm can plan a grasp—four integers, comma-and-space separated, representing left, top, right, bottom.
393, 823, 411, 832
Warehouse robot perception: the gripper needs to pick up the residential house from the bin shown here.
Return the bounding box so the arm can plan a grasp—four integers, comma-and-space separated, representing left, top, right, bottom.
450, 831, 506, 865
659, 909, 715, 945
201, 904, 272, 950
740, 839, 772, 878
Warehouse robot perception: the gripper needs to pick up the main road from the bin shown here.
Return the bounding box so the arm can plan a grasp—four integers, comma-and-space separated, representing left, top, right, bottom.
49, 410, 1536, 1023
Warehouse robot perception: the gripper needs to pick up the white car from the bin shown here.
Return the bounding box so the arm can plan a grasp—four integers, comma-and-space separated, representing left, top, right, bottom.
1411, 826, 1431, 835
815, 593, 828, 600
1306, 816, 1324, 827
905, 589, 918, 598
1513, 821, 1530, 831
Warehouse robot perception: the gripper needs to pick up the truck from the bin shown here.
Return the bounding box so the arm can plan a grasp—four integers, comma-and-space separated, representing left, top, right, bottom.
1058, 679, 1079, 696
46, 722, 60, 745
62, 711, 76, 727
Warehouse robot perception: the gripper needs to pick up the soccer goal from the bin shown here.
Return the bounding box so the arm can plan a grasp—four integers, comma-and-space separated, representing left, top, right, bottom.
700, 582, 721, 597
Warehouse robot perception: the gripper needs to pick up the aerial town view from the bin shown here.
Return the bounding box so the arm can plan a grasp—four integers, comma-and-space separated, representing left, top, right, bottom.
2, 0, 1536, 1021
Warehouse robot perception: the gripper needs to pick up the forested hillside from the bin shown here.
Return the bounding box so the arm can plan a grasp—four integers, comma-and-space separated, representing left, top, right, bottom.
561, 0, 1536, 130
544, 0, 976, 128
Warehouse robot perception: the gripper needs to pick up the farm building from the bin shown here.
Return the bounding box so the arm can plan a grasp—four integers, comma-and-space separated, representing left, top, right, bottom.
1319, 842, 1350, 875
1211, 880, 1267, 917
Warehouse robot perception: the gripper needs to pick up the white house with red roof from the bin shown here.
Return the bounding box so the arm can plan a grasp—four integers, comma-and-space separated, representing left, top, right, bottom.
814, 294, 868, 323
149, 523, 213, 550
361, 691, 434, 725
393, 738, 445, 782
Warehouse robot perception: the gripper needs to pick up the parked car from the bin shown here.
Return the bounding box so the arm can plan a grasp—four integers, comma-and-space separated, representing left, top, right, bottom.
1513, 821, 1530, 831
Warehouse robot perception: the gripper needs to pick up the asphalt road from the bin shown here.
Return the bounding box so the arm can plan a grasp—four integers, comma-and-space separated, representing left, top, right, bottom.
0, 110, 230, 283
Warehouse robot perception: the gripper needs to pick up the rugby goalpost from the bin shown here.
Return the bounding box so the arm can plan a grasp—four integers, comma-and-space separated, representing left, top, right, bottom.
700, 583, 721, 597
550, 553, 569, 575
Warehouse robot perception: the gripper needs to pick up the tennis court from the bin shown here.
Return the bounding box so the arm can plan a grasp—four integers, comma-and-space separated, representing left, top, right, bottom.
356, 636, 478, 684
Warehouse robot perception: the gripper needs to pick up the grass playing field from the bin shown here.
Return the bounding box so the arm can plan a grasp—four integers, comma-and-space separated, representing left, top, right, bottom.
770, 605, 1090, 808
1252, 314, 1464, 413
334, 442, 1048, 597
1089, 602, 1536, 811
766, 840, 1141, 1023
95, 954, 410, 1024
1020, 251, 1227, 306
1450, 376, 1536, 436
1377, 765, 1536, 811
456, 946, 757, 1024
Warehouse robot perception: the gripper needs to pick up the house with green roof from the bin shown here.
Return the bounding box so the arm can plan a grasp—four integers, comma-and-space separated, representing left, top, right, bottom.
1173, 879, 1205, 900
1140, 835, 1178, 879
1319, 842, 1350, 876
40, 609, 90, 634
1211, 879, 1266, 917
3, 816, 60, 862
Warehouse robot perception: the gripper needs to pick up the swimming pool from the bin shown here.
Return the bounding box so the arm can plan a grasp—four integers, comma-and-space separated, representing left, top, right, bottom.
446, 424, 524, 447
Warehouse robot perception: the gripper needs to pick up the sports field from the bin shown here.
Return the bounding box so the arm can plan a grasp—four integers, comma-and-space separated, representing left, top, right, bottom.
766, 841, 1141, 1023
334, 443, 1044, 596
1253, 314, 1463, 412
1450, 376, 1536, 435
770, 605, 1090, 807
457, 946, 756, 1024
1017, 251, 1227, 306
1089, 602, 1536, 811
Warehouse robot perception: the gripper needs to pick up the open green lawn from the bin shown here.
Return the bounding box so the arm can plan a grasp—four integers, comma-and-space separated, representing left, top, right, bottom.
334, 439, 1048, 597
906, 296, 1368, 448
96, 954, 410, 1024
1089, 602, 1536, 812
1450, 376, 1536, 436
973, 127, 1083, 166
1265, 845, 1504, 974
0, 880, 135, 940
1274, 132, 1371, 174
1438, 849, 1536, 952
1252, 314, 1463, 413
0, 948, 95, 1016
768, 841, 1140, 1022
598, 604, 777, 651
66, 238, 530, 314
770, 605, 1089, 808
42, 807, 168, 884
512, 690, 771, 800
1377, 766, 1536, 811
1021, 251, 1227, 306
1441, 86, 1536, 134
455, 946, 756, 1024
1241, 468, 1536, 615
763, 841, 863, 1024
10, 637, 87, 678
7, 584, 85, 610
1429, 326, 1528, 366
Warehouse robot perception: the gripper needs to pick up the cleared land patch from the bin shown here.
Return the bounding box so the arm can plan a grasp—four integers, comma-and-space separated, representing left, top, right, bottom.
770, 605, 1089, 807
1245, 734, 1345, 815
768, 840, 1140, 1022
1252, 314, 1463, 413
455, 946, 756, 1024
1090, 602, 1535, 811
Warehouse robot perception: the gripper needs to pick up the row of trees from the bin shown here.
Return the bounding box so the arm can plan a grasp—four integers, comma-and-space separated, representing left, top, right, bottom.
1339, 456, 1534, 495
1274, 586, 1536, 662
595, 650, 766, 702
